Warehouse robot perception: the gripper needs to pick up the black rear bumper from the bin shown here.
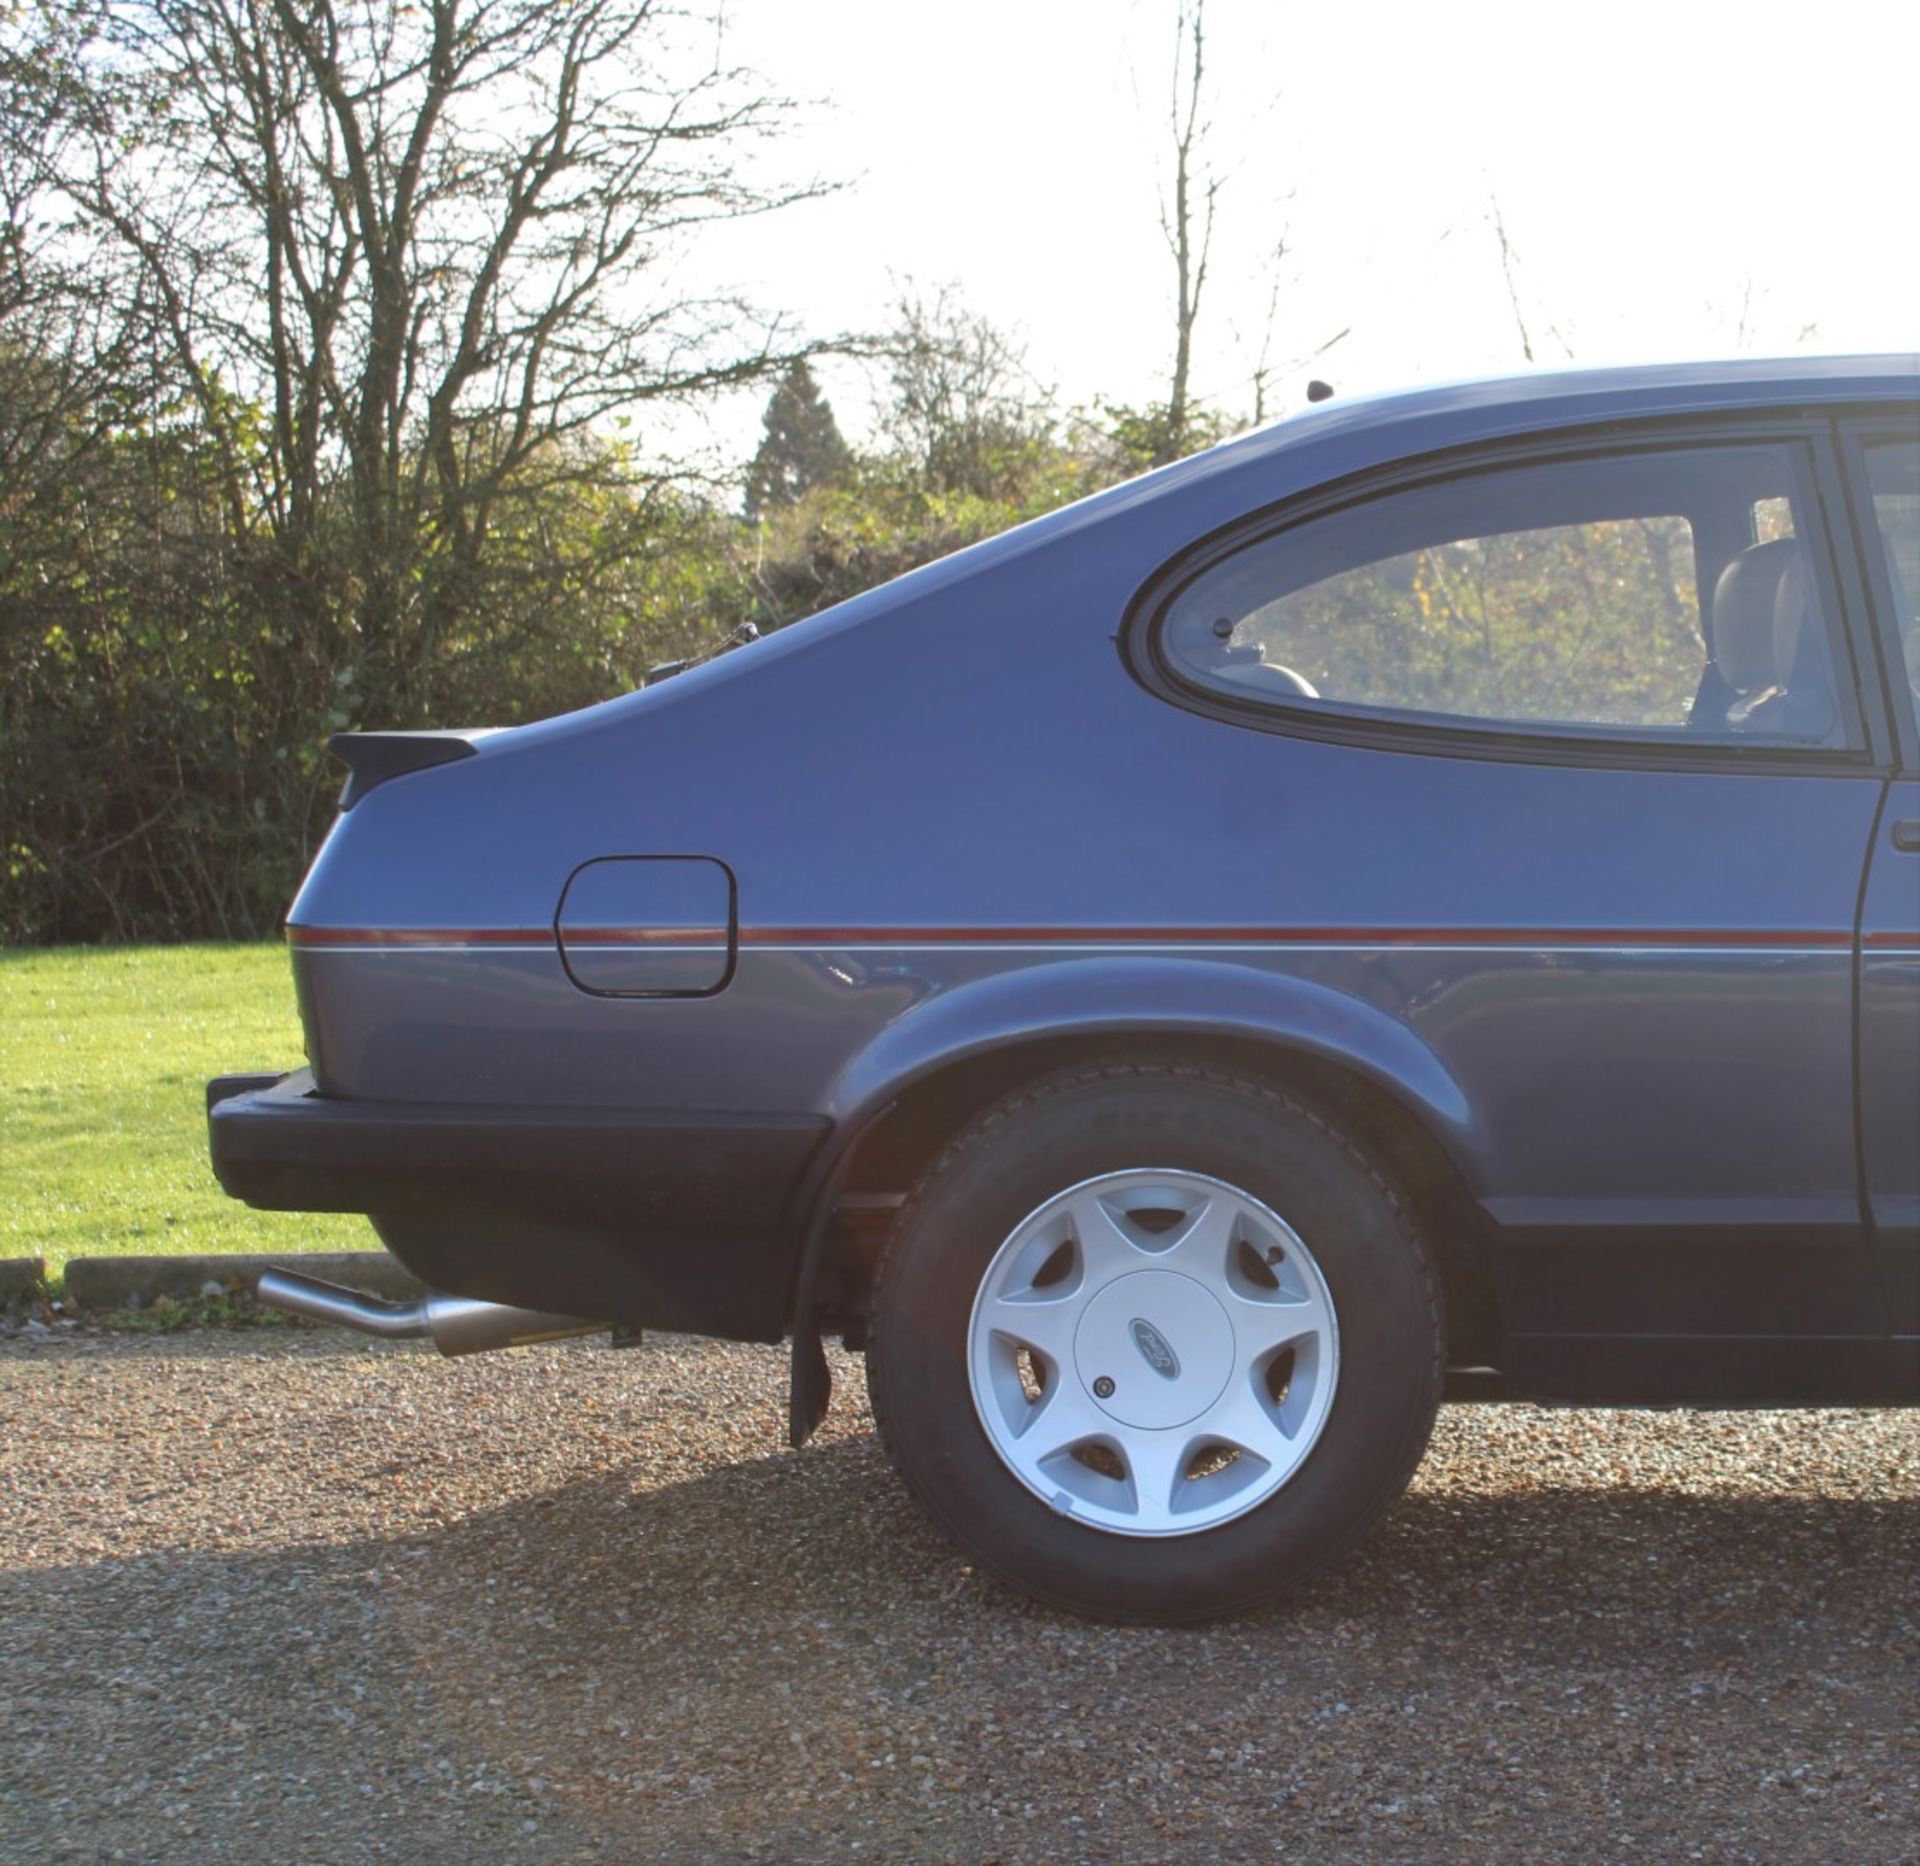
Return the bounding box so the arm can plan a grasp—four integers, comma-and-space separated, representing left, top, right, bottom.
207, 1070, 829, 1339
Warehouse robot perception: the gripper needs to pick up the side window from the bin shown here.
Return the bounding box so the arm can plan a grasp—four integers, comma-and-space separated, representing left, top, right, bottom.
1863, 439, 1920, 734
1158, 447, 1854, 749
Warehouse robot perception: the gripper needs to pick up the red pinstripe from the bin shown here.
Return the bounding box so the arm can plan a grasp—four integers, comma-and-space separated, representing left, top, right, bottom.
285, 923, 1908, 951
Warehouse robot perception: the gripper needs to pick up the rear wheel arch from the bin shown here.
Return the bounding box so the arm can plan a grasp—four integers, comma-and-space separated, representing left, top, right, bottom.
820, 1028, 1502, 1366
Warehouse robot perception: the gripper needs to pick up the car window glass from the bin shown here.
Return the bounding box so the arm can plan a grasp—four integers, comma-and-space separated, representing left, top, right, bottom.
1160, 447, 1852, 749
1864, 440, 1920, 734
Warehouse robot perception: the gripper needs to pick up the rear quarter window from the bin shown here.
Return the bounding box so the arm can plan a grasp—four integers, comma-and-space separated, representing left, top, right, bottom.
1156, 445, 1854, 751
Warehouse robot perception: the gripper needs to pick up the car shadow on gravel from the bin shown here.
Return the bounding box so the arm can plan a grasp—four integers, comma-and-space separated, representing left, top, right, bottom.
7, 1420, 1915, 1862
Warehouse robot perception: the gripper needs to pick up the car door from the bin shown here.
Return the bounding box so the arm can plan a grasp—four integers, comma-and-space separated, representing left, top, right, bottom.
1841, 425, 1920, 1353
1143, 421, 1896, 1399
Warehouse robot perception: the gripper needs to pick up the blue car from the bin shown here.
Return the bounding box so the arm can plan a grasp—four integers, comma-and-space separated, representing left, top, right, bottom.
210, 356, 1920, 1621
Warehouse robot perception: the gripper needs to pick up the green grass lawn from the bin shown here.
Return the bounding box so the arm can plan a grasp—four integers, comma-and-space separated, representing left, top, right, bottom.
2, 944, 375, 1273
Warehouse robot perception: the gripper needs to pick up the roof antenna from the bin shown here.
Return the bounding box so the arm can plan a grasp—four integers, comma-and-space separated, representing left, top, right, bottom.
1305, 380, 1335, 404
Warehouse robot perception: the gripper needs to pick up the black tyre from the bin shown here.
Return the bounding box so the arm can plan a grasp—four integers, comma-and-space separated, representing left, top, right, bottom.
866, 1062, 1444, 1622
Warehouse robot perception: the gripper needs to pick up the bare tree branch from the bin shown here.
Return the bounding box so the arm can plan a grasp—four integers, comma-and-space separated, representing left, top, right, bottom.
1159, 0, 1215, 461
1490, 193, 1535, 366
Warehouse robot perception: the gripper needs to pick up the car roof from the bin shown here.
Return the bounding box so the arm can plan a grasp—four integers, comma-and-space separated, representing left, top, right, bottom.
1152, 347, 1920, 481
1268, 350, 1918, 419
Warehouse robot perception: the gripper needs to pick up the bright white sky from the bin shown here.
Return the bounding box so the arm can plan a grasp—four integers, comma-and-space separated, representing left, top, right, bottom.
681, 0, 1917, 461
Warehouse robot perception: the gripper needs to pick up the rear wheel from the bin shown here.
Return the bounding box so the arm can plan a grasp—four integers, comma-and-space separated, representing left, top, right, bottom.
866, 1062, 1444, 1622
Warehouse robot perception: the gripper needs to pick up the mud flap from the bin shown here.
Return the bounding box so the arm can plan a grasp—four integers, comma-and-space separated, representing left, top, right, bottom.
785, 1101, 894, 1449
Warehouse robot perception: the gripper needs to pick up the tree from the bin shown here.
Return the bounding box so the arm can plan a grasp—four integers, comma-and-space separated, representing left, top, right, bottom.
0, 0, 829, 941
878, 284, 1052, 501
3, 0, 824, 721
743, 358, 851, 518
1156, 0, 1218, 464
1138, 3, 1340, 453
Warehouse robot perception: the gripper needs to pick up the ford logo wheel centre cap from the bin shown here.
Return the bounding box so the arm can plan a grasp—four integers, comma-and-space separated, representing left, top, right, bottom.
1130, 1317, 1181, 1379
1073, 1268, 1234, 1431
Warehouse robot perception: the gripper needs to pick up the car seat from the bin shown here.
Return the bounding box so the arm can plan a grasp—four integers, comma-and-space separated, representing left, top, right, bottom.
1704, 538, 1833, 741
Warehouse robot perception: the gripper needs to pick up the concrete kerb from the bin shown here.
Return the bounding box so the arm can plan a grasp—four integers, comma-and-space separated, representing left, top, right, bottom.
61, 1251, 426, 1311
0, 1258, 50, 1300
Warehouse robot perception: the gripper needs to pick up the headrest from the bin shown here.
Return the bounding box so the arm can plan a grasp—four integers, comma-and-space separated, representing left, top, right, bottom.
1712, 539, 1802, 691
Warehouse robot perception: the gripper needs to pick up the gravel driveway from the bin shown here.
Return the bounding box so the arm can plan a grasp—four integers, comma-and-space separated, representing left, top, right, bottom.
2, 1330, 1914, 1863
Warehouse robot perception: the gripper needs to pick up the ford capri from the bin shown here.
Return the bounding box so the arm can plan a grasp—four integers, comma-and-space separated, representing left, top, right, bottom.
210, 356, 1920, 1621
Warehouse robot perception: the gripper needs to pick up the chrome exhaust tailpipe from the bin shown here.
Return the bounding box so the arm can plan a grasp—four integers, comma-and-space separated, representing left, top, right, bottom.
256, 1268, 600, 1357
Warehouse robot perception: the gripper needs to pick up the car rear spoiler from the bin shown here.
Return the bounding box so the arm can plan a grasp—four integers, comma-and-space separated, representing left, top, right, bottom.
329, 730, 494, 809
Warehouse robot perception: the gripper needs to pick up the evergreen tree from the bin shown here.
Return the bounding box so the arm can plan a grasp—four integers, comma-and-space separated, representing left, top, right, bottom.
744, 360, 852, 517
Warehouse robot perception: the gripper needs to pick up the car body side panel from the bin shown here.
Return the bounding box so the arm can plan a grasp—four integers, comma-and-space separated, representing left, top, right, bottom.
292, 741, 1883, 1363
